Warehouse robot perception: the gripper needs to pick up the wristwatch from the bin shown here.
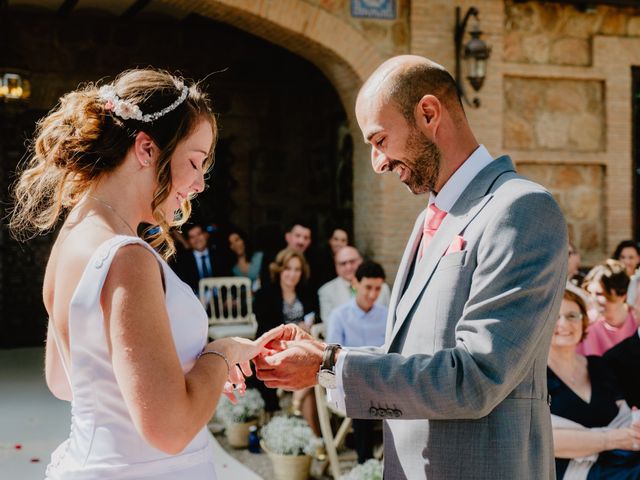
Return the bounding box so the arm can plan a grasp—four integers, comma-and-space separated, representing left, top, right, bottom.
317, 343, 341, 389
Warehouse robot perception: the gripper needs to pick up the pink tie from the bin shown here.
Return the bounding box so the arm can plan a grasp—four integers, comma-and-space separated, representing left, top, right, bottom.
418, 203, 447, 260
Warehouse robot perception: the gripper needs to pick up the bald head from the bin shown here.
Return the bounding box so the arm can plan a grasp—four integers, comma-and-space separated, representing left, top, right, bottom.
357, 55, 463, 125
335, 246, 362, 281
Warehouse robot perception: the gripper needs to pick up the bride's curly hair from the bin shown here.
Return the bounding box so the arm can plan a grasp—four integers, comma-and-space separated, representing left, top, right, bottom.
9, 68, 217, 258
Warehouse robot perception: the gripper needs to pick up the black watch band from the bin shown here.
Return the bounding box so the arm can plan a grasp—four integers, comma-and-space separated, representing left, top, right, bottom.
321, 344, 341, 371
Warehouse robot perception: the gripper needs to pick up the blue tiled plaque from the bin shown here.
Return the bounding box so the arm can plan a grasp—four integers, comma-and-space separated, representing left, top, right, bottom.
351, 0, 396, 20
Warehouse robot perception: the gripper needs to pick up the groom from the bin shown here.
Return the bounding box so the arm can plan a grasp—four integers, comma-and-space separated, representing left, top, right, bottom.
255, 55, 567, 479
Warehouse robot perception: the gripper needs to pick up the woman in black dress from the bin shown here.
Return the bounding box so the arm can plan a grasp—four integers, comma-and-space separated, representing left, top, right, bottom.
548, 289, 640, 479
250, 249, 318, 430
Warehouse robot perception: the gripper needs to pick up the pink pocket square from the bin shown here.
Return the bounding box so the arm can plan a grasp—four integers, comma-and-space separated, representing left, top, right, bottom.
445, 235, 466, 255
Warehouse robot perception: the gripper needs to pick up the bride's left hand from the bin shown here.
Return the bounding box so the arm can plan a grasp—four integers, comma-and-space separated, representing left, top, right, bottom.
208, 325, 288, 403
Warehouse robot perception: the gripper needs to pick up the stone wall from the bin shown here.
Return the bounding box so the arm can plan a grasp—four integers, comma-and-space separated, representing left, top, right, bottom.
505, 1, 640, 66
503, 0, 640, 265
306, 0, 410, 56
504, 77, 604, 152
517, 163, 605, 258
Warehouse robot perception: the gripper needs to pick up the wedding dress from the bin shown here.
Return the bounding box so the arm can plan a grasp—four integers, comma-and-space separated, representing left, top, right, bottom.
46, 235, 217, 479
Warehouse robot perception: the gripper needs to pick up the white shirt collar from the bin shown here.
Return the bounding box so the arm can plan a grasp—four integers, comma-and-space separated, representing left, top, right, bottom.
193, 249, 209, 258
429, 144, 493, 212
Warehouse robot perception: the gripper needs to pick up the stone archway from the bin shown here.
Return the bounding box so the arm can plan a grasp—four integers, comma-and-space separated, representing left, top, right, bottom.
160, 0, 391, 260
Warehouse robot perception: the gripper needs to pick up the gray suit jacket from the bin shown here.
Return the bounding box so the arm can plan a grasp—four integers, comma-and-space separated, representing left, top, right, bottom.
341, 156, 566, 479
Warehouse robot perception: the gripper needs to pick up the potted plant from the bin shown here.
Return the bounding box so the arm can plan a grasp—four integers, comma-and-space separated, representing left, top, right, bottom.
260, 415, 323, 480
215, 388, 265, 448
341, 459, 383, 480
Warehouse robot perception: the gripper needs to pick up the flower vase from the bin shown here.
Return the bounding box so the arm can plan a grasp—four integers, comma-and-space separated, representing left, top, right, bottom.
226, 419, 258, 448
261, 441, 312, 480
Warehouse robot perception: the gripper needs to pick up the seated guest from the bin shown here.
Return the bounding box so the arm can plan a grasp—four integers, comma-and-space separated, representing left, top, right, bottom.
604, 327, 640, 408
318, 246, 390, 325
170, 223, 231, 293
579, 260, 639, 356
326, 261, 388, 464
315, 227, 350, 286
567, 240, 586, 288
252, 249, 316, 415
548, 289, 640, 479
254, 248, 315, 335
228, 227, 263, 291
613, 240, 640, 278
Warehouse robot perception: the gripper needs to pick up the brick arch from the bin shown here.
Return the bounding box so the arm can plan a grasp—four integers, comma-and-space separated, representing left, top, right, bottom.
185, 0, 385, 117
183, 0, 389, 258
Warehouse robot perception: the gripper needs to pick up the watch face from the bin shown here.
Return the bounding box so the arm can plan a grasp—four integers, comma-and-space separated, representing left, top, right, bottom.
317, 369, 337, 389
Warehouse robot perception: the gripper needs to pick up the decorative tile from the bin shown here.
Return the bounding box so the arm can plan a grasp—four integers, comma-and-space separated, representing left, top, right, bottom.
351, 0, 396, 20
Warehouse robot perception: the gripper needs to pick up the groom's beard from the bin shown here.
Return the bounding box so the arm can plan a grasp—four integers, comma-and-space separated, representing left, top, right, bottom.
401, 128, 441, 195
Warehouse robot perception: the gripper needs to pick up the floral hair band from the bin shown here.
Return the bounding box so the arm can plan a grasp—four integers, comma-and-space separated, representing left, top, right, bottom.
98, 83, 189, 123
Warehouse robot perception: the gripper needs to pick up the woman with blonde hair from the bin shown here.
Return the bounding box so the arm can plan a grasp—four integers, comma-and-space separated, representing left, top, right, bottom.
10, 69, 282, 479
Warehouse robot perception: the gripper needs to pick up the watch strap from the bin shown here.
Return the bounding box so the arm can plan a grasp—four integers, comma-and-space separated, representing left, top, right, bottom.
321, 343, 341, 371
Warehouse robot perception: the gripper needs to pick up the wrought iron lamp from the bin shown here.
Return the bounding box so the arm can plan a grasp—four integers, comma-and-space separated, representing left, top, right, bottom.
454, 6, 491, 108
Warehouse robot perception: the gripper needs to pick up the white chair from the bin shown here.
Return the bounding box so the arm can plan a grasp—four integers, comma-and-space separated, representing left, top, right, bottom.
199, 277, 258, 340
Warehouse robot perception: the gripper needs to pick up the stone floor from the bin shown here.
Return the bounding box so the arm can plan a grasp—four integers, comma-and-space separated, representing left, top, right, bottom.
214, 430, 357, 479
0, 347, 359, 479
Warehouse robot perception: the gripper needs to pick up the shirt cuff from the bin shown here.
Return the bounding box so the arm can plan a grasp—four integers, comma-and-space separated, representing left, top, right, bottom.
325, 348, 348, 415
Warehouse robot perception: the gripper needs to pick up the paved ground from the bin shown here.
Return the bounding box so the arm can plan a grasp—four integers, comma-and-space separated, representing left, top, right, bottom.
0, 348, 358, 479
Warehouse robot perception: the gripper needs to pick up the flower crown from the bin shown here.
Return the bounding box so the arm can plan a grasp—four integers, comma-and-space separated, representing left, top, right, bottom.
98, 83, 189, 123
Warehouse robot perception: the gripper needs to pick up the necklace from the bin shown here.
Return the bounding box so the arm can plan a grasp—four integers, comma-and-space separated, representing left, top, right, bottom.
87, 195, 137, 237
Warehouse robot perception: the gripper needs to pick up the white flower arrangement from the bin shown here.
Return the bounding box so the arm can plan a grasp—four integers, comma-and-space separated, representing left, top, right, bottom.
340, 459, 383, 480
260, 415, 323, 456
216, 388, 265, 425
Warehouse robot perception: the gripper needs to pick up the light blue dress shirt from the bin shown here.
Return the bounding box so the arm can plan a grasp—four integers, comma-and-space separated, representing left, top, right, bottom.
326, 299, 387, 348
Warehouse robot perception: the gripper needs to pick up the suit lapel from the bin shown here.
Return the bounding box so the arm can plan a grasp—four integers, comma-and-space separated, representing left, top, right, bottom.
389, 156, 516, 345
384, 210, 426, 346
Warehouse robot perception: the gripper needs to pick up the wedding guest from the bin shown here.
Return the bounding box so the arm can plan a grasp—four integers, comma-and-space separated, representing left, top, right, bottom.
228, 227, 263, 291
171, 223, 232, 293
315, 227, 350, 286
252, 249, 316, 416
578, 260, 639, 356
318, 246, 390, 325
604, 326, 640, 409
326, 261, 388, 464
613, 240, 640, 278
9, 68, 280, 479
328, 228, 349, 255
567, 240, 586, 287
548, 289, 640, 479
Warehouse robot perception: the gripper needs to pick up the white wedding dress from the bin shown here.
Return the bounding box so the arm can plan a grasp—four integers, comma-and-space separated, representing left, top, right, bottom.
46, 235, 218, 479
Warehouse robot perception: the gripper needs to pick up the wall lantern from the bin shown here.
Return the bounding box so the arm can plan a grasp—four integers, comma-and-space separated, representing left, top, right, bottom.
454, 7, 491, 108
0, 71, 31, 102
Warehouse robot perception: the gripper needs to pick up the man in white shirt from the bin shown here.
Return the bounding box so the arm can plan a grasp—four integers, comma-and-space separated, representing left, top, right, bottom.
318, 246, 390, 326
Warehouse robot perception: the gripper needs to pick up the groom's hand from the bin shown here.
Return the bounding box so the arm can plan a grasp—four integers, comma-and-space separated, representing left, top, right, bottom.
254, 324, 324, 390
262, 323, 315, 352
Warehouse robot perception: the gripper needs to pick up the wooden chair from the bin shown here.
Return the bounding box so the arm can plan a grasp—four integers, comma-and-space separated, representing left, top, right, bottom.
199, 277, 258, 340
314, 383, 354, 478
311, 323, 356, 478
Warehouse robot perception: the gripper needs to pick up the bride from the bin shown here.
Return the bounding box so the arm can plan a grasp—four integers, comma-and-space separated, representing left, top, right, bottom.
9, 68, 280, 479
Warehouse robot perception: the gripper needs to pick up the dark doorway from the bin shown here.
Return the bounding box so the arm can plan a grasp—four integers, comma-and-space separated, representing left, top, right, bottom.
0, 8, 352, 347
633, 66, 640, 241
